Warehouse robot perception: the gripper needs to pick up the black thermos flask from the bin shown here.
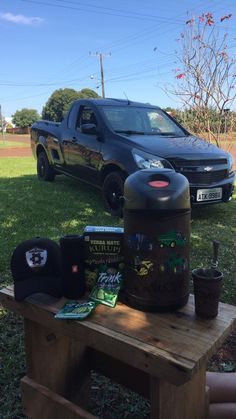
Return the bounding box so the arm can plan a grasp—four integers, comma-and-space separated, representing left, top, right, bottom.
123, 169, 190, 312
59, 234, 85, 299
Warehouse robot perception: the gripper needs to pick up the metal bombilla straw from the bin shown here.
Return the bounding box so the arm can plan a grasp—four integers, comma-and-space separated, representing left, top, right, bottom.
209, 240, 220, 278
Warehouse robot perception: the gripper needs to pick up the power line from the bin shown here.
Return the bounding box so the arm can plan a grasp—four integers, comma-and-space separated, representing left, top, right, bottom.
51, 0, 183, 22
11, 0, 229, 88
18, 0, 183, 23
105, 61, 174, 84
0, 75, 93, 87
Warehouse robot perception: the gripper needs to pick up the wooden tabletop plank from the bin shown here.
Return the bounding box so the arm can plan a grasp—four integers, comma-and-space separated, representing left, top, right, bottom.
1, 285, 236, 386
93, 296, 236, 366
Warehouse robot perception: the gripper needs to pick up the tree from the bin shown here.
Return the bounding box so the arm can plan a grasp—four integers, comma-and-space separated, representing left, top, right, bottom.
166, 12, 236, 147
79, 88, 100, 99
42, 88, 100, 122
12, 108, 40, 129
163, 107, 178, 118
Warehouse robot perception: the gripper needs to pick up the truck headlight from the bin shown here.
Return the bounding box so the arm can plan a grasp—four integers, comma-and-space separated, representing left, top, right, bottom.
228, 154, 234, 175
132, 150, 173, 170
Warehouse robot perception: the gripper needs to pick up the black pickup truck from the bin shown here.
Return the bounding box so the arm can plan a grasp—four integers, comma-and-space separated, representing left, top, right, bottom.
31, 98, 235, 215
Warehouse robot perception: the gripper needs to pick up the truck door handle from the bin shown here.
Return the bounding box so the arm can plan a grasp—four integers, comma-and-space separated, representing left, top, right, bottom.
72, 137, 77, 143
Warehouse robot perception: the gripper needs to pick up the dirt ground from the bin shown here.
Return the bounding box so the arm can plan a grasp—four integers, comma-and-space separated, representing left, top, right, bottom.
0, 135, 32, 157
0, 147, 32, 157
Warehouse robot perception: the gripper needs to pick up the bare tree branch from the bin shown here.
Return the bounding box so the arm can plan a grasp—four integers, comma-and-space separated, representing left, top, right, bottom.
165, 12, 236, 147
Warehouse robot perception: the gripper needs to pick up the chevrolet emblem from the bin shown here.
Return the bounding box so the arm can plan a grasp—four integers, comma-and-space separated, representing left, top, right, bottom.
204, 166, 213, 172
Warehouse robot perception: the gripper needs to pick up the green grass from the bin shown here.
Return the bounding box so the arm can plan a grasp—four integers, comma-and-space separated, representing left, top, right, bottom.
0, 156, 235, 418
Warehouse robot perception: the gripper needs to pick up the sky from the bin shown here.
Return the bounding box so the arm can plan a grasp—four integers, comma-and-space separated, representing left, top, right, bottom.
1, 0, 236, 118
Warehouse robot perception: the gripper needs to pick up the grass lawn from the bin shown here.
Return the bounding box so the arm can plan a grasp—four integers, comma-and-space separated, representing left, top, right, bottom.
0, 156, 235, 418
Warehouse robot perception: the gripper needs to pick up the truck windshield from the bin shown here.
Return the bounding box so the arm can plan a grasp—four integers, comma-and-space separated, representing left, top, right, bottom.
101, 105, 186, 136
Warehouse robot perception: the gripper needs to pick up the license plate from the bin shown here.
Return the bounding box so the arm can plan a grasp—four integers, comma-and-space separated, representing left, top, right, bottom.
197, 188, 222, 202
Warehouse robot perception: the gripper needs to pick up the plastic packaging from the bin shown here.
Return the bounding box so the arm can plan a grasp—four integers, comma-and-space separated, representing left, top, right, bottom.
55, 300, 97, 320
90, 264, 123, 307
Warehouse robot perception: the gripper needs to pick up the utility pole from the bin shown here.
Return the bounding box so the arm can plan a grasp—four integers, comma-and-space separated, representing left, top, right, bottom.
89, 52, 111, 98
99, 53, 105, 99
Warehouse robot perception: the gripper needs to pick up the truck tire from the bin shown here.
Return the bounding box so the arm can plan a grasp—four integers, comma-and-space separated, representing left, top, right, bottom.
37, 152, 55, 181
102, 171, 126, 217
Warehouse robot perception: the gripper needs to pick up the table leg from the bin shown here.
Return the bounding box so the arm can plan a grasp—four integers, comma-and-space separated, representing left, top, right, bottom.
23, 319, 91, 409
150, 367, 207, 419
21, 376, 97, 419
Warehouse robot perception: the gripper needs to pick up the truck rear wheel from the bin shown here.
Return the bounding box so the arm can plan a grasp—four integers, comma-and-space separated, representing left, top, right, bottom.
37, 152, 55, 181
102, 171, 126, 217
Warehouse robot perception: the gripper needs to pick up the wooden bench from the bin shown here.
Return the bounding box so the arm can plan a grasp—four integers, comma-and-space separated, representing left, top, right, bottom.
1, 285, 236, 419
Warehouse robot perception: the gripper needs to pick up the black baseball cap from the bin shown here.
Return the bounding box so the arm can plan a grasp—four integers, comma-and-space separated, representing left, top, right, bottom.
11, 237, 63, 301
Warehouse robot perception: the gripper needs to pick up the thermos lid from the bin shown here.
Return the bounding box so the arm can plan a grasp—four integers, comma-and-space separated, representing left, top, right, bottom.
124, 169, 190, 211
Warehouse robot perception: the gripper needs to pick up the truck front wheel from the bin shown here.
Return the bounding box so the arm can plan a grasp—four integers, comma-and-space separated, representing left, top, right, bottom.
102, 171, 126, 217
37, 152, 55, 181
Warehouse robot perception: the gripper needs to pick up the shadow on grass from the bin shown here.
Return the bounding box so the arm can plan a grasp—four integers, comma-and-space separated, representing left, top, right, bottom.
0, 309, 26, 419
0, 173, 123, 286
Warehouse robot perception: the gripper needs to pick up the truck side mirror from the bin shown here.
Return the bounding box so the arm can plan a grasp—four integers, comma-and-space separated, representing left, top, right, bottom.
81, 123, 98, 135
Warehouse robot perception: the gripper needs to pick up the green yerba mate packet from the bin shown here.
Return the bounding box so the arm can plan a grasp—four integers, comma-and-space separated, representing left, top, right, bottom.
83, 226, 124, 291
90, 265, 124, 308
55, 300, 97, 320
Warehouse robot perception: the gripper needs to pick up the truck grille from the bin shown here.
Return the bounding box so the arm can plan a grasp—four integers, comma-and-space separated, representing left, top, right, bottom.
182, 170, 228, 184
173, 158, 227, 167
169, 159, 228, 185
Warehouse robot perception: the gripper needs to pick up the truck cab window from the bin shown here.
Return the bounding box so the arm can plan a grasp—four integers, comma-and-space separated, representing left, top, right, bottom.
76, 107, 97, 130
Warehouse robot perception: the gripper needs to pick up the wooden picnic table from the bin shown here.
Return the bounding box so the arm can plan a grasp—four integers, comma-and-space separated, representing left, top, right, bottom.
1, 285, 236, 419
